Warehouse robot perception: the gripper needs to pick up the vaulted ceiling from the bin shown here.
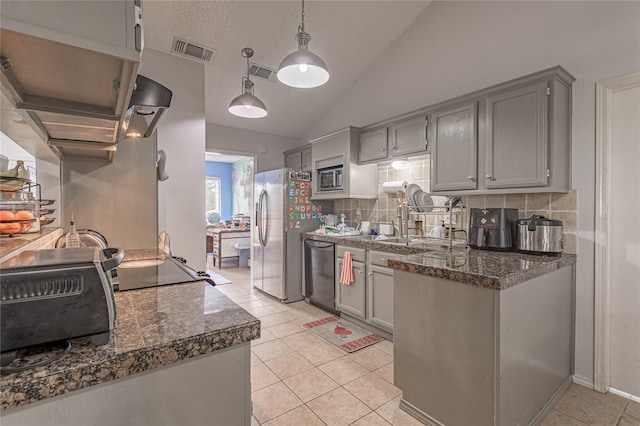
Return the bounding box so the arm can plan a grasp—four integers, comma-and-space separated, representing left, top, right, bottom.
143, 1, 431, 139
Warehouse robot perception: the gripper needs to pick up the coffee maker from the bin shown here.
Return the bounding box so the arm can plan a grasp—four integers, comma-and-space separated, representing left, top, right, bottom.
468, 208, 518, 251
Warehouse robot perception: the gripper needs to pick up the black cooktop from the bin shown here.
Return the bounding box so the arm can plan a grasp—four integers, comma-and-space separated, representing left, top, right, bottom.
114, 249, 211, 291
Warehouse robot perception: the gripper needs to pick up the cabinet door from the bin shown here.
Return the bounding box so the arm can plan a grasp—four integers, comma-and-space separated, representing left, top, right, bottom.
335, 258, 366, 319
485, 81, 548, 189
367, 265, 394, 333
389, 115, 428, 157
359, 127, 388, 163
285, 151, 302, 170
301, 147, 313, 172
431, 102, 477, 191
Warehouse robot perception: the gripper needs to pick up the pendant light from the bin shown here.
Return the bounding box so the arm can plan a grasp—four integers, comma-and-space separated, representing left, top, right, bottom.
277, 0, 329, 88
228, 48, 268, 118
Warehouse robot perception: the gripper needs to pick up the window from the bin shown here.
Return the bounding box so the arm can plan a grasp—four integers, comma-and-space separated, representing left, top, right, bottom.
205, 177, 221, 224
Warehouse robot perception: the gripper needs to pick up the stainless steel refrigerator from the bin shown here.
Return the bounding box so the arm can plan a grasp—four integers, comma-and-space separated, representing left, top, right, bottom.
253, 169, 329, 302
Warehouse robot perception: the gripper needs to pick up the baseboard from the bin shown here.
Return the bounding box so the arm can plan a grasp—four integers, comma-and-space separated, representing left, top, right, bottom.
608, 387, 640, 404
572, 375, 595, 389
572, 376, 639, 403
399, 399, 444, 426
529, 376, 573, 426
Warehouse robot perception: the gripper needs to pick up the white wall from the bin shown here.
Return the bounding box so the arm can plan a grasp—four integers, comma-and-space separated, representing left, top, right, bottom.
140, 49, 207, 270
206, 123, 299, 173
304, 1, 640, 383
61, 138, 158, 250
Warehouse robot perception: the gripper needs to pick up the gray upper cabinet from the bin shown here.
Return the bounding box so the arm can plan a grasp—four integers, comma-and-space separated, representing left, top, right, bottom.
429, 66, 574, 194
389, 114, 428, 157
485, 81, 548, 189
285, 150, 302, 170
310, 127, 377, 200
430, 102, 478, 191
284, 146, 312, 172
359, 127, 388, 163
301, 148, 312, 172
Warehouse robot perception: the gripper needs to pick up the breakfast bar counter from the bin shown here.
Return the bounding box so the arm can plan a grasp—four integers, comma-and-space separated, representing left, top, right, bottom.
1, 282, 260, 425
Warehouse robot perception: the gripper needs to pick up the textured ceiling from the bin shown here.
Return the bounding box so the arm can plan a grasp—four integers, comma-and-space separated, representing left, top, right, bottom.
143, 1, 430, 139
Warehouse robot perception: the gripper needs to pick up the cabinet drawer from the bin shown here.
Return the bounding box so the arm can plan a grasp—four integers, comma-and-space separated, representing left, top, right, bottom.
336, 245, 366, 263
368, 250, 395, 268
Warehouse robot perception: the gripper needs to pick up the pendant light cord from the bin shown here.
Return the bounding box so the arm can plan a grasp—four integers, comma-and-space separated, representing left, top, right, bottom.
301, 0, 305, 32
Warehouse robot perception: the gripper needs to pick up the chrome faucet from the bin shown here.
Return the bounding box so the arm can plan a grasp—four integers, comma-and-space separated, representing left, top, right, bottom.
393, 220, 402, 237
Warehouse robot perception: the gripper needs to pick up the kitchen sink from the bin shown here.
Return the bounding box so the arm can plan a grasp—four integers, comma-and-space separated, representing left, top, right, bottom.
339, 235, 410, 245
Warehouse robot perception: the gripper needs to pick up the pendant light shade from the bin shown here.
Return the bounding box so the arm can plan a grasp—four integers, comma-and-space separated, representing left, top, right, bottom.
277, 0, 329, 88
228, 48, 268, 118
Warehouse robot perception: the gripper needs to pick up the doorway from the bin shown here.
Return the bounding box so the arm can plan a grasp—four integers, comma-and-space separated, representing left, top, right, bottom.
594, 72, 640, 399
205, 151, 255, 271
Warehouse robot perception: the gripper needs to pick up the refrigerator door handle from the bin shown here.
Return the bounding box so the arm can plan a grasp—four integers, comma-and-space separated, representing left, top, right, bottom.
262, 190, 269, 246
258, 189, 267, 247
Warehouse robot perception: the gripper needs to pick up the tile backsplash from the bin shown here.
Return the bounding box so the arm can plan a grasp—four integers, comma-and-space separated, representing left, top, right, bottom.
333, 157, 578, 253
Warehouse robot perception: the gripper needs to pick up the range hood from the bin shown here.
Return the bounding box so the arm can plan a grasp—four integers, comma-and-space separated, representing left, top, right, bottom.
0, 26, 170, 163
0, 27, 139, 162
123, 75, 173, 140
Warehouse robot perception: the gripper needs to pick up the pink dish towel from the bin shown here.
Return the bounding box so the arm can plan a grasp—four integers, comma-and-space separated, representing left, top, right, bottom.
340, 251, 354, 285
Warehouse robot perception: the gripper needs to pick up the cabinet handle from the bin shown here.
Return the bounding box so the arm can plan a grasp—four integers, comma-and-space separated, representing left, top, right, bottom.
467, 176, 474, 181
368, 272, 373, 276
380, 147, 385, 152
486, 174, 493, 180
392, 145, 397, 151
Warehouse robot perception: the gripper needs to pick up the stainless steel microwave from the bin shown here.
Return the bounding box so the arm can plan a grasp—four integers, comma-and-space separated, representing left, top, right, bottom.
317, 166, 343, 192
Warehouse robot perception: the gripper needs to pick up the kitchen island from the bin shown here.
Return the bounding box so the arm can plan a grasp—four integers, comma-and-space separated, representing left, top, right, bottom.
1, 281, 260, 426
304, 232, 577, 426
388, 250, 576, 426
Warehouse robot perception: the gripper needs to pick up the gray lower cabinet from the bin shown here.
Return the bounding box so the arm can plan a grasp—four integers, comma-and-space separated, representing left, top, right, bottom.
485, 80, 548, 189
335, 247, 394, 335
335, 257, 366, 319
388, 114, 429, 157
430, 102, 478, 191
394, 266, 574, 426
359, 127, 388, 163
367, 265, 393, 333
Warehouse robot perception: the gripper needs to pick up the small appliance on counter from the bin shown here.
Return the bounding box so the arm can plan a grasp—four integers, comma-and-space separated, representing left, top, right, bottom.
0, 247, 124, 366
514, 215, 564, 255
468, 208, 518, 251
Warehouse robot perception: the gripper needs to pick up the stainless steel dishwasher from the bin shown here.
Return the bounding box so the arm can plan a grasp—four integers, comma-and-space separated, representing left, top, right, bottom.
304, 240, 338, 315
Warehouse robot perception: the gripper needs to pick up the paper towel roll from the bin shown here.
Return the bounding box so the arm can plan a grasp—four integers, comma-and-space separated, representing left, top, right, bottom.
382, 181, 408, 194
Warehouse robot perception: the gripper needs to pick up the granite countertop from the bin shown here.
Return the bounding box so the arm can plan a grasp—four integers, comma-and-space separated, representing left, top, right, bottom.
1, 282, 260, 411
0, 228, 63, 261
305, 232, 433, 255
304, 232, 576, 290
387, 249, 576, 290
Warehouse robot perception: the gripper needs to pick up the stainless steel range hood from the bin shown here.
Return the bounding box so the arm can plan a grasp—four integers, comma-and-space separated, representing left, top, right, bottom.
123, 75, 173, 140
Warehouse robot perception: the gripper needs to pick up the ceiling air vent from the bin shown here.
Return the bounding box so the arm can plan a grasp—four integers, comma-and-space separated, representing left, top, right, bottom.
171, 37, 215, 63
249, 63, 278, 83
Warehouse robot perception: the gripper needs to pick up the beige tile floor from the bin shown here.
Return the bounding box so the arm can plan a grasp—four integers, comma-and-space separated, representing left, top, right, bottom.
210, 259, 640, 426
